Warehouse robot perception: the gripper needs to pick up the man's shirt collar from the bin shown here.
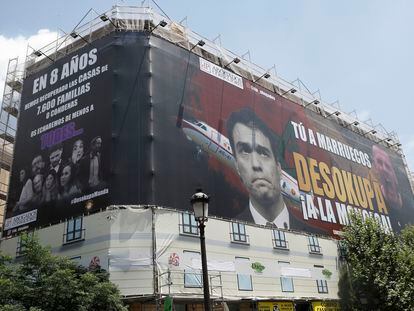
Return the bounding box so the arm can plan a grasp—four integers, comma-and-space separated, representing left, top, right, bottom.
249, 200, 289, 229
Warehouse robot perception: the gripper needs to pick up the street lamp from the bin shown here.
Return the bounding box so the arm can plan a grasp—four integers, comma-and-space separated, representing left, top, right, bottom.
191, 189, 211, 311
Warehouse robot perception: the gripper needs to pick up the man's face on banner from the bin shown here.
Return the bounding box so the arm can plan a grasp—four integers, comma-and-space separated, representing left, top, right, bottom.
232, 122, 281, 206
31, 155, 45, 175
49, 148, 63, 168
372, 145, 402, 207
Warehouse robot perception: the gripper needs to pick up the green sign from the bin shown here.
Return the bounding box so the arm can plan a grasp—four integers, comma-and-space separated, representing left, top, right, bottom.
164, 296, 172, 311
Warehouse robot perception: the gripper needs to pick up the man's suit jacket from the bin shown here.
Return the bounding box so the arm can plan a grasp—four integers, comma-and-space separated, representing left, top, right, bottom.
235, 207, 255, 223
50, 162, 63, 177
235, 204, 297, 230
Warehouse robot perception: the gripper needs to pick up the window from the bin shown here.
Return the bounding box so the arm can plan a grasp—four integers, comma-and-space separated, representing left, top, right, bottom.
308, 235, 321, 254
279, 261, 294, 292
316, 279, 328, 293
236, 257, 253, 291
281, 276, 294, 292
70, 256, 82, 265
64, 216, 84, 244
273, 229, 288, 249
183, 251, 202, 288
231, 222, 248, 244
16, 232, 34, 257
338, 241, 347, 260
180, 212, 198, 235
184, 269, 203, 288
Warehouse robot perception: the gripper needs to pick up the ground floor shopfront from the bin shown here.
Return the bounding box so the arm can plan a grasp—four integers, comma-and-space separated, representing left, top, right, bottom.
127, 298, 340, 311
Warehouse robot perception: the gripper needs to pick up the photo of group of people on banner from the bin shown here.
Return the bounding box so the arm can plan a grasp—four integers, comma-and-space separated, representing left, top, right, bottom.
9, 134, 105, 219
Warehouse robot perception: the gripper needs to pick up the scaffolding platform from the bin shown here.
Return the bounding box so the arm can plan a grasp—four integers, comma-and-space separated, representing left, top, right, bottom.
2, 105, 19, 118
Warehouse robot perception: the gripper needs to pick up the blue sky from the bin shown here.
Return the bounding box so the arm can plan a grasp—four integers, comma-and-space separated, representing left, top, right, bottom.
1, 0, 414, 171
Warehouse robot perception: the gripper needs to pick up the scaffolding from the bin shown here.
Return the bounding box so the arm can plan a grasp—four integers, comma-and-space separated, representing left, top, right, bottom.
0, 57, 23, 227
22, 5, 403, 150
158, 269, 224, 305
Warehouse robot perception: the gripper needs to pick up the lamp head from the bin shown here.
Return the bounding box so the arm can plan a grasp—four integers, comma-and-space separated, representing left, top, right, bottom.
191, 189, 209, 222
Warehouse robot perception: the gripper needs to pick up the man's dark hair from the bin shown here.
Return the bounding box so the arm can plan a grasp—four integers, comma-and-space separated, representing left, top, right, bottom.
226, 107, 279, 161
49, 143, 63, 154
90, 136, 102, 147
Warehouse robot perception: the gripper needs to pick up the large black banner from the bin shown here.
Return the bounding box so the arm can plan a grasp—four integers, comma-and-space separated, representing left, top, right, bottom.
149, 36, 414, 236
4, 32, 414, 238
4, 38, 113, 235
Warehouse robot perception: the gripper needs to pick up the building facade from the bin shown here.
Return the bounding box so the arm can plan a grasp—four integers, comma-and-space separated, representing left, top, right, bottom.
0, 207, 340, 310
1, 5, 413, 311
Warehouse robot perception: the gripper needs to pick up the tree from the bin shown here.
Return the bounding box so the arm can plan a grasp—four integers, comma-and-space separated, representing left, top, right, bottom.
338, 214, 414, 310
0, 234, 127, 311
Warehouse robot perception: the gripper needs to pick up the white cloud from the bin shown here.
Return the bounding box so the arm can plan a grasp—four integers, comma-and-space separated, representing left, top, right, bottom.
0, 29, 58, 100
356, 109, 370, 122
